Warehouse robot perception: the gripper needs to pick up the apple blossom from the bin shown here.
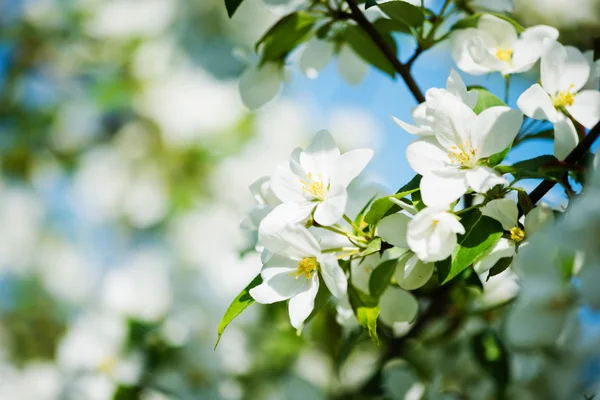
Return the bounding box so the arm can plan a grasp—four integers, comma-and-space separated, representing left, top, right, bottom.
517, 41, 600, 159
238, 61, 285, 109
406, 94, 522, 207
270, 130, 373, 226
240, 176, 282, 232
250, 223, 347, 329
451, 14, 558, 76
299, 39, 368, 84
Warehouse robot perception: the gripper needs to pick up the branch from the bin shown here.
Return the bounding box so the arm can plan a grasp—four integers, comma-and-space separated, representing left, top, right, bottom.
528, 120, 600, 205
345, 0, 426, 103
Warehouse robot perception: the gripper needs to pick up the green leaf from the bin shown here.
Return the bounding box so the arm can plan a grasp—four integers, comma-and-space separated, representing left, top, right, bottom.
514, 129, 554, 145
488, 145, 511, 167
472, 88, 506, 115
368, 259, 398, 298
335, 329, 367, 374
364, 175, 421, 225
487, 257, 513, 281
451, 13, 524, 33
501, 155, 562, 181
365, 0, 378, 9
378, 1, 425, 29
257, 12, 317, 62
362, 237, 382, 257
215, 274, 262, 348
348, 286, 380, 344
516, 188, 533, 215
472, 330, 510, 390
225, 0, 244, 18
436, 209, 503, 284
373, 18, 411, 34
490, 12, 525, 33
343, 25, 396, 78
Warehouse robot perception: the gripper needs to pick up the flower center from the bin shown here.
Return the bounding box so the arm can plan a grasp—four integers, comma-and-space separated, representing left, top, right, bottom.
300, 172, 326, 200
495, 47, 513, 62
509, 227, 525, 242
98, 356, 117, 374
447, 140, 478, 167
552, 85, 575, 108
295, 257, 319, 279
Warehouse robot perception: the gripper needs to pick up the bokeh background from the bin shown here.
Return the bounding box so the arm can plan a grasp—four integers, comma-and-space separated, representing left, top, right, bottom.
0, 0, 599, 399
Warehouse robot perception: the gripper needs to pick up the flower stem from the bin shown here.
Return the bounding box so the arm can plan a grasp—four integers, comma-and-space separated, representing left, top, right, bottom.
504, 74, 510, 104
318, 224, 367, 244
322, 247, 360, 254
343, 214, 365, 236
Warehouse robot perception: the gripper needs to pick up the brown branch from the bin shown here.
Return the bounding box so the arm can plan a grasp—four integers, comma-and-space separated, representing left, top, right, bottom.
345, 0, 426, 104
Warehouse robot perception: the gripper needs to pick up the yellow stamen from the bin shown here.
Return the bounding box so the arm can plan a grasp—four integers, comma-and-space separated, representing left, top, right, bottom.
509, 227, 525, 242
295, 257, 319, 279
552, 85, 576, 108
300, 172, 326, 200
448, 140, 478, 167
495, 48, 513, 62
98, 356, 117, 374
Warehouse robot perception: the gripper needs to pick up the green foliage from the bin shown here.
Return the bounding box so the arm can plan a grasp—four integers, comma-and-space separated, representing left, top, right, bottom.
216, 274, 263, 348
364, 174, 421, 225
257, 12, 317, 63
472, 330, 510, 390
348, 285, 380, 344
497, 155, 562, 181
471, 88, 506, 115
487, 257, 513, 280
343, 24, 397, 78
488, 145, 511, 167
377, 1, 425, 31
225, 0, 245, 18
436, 209, 504, 284
368, 259, 398, 298
451, 12, 525, 33
517, 188, 534, 215
362, 237, 383, 256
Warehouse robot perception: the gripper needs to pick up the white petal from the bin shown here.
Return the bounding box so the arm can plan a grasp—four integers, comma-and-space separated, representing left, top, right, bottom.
377, 213, 411, 248
465, 166, 507, 193
299, 130, 340, 179
318, 253, 347, 298
391, 116, 433, 136
259, 213, 321, 258
288, 274, 319, 329
330, 148, 373, 188
560, 46, 591, 93
407, 208, 463, 263
516, 84, 558, 123
250, 271, 309, 304
239, 62, 282, 110
445, 68, 470, 104
313, 184, 347, 226
470, 106, 523, 158
473, 238, 516, 274
270, 161, 305, 203
411, 102, 435, 129
510, 25, 558, 73
299, 39, 334, 79
428, 92, 477, 151
420, 171, 469, 208
553, 113, 579, 160
481, 198, 518, 230
524, 203, 555, 236
582, 50, 600, 90
567, 90, 600, 129
451, 29, 494, 75
477, 14, 517, 48
405, 137, 450, 176
540, 40, 566, 96
337, 45, 368, 85
379, 287, 418, 326
395, 254, 434, 290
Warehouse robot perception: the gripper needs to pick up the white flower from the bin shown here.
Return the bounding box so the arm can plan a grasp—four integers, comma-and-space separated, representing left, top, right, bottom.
392, 69, 478, 137
379, 287, 418, 337
270, 130, 373, 226
299, 39, 368, 84
517, 41, 600, 159
240, 176, 282, 231
239, 61, 285, 109
475, 199, 555, 273
250, 224, 347, 329
406, 94, 522, 207
451, 14, 558, 76
406, 207, 465, 263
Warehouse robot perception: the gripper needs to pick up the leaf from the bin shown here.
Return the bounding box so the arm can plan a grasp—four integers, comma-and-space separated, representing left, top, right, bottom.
472, 330, 510, 390
335, 329, 368, 374
514, 129, 554, 145
488, 145, 510, 167
516, 188, 533, 215
490, 12, 525, 33
504, 155, 562, 181
215, 274, 262, 348
450, 13, 524, 33
472, 88, 506, 115
364, 175, 421, 225
348, 285, 380, 344
377, 1, 425, 29
343, 24, 396, 78
436, 209, 503, 285
257, 12, 317, 62
373, 18, 411, 34
225, 0, 244, 18
487, 257, 513, 281
365, 0, 378, 9
368, 259, 397, 298
362, 237, 382, 257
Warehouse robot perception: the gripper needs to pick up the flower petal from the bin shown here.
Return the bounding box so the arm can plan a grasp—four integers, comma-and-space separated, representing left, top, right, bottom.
477, 14, 517, 48
338, 45, 368, 85
481, 198, 518, 230
420, 171, 469, 208
516, 83, 558, 123
451, 29, 494, 75
553, 113, 579, 160
470, 106, 523, 158
318, 253, 347, 298
540, 40, 566, 96
560, 46, 591, 93
239, 62, 282, 110
567, 90, 600, 129
270, 161, 305, 203
330, 148, 373, 188
378, 213, 411, 248
465, 166, 507, 193
428, 92, 477, 151
259, 210, 320, 258
299, 130, 340, 180
392, 116, 433, 136
314, 184, 347, 226
406, 137, 450, 176
288, 274, 319, 329
299, 39, 334, 79
445, 69, 471, 105
524, 203, 555, 236
379, 287, 418, 326
395, 254, 434, 290
510, 25, 558, 73
473, 238, 516, 274
250, 270, 309, 304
